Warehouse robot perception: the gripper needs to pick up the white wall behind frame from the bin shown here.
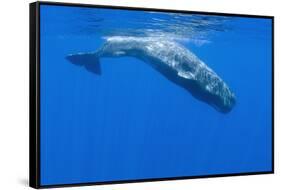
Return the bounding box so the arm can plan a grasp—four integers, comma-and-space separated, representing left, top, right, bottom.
0, 0, 279, 190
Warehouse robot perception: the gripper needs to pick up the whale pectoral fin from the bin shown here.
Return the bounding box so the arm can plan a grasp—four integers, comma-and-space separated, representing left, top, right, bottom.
177, 71, 195, 80
66, 53, 101, 75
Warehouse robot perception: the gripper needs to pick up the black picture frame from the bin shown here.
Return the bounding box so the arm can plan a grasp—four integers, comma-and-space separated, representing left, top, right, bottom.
29, 1, 274, 188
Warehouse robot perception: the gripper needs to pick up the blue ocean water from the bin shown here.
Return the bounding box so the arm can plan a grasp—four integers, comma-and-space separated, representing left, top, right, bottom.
40, 5, 272, 185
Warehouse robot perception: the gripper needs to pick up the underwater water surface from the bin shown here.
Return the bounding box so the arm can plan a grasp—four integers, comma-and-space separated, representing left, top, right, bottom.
40, 4, 272, 185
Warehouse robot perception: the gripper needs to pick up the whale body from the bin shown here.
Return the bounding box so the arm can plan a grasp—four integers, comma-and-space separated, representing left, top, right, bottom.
66, 36, 236, 113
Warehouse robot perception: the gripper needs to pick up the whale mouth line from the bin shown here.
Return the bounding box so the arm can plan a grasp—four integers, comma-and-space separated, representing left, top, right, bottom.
210, 100, 235, 113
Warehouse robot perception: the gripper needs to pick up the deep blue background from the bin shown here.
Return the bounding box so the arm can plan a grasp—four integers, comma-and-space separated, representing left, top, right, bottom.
40, 5, 272, 185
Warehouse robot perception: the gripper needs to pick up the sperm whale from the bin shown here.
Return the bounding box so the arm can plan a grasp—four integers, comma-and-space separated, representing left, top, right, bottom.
66, 36, 236, 113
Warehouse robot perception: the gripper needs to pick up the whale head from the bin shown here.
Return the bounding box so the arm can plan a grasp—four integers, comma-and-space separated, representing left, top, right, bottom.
195, 69, 236, 113
208, 84, 236, 113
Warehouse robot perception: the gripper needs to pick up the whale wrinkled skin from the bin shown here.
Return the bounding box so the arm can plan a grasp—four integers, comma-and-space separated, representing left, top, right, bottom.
66, 36, 236, 113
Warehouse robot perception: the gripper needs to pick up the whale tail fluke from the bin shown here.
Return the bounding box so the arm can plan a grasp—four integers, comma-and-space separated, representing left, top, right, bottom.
66, 52, 101, 75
